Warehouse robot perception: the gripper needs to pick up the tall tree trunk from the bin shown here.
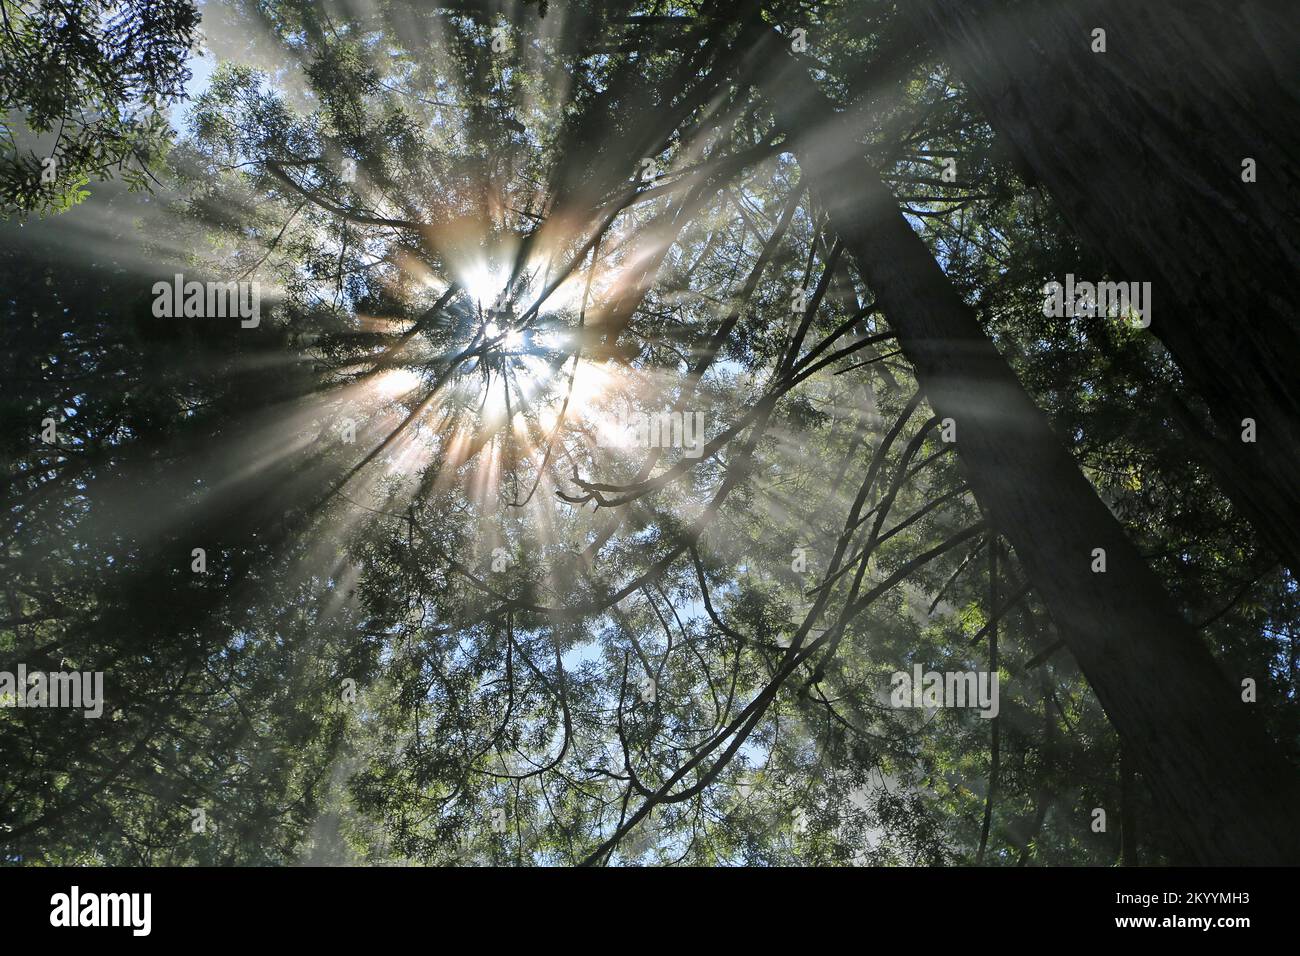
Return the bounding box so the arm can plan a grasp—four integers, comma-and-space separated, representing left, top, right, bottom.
737, 19, 1300, 864
917, 0, 1300, 574
976, 537, 1000, 864
1119, 747, 1139, 866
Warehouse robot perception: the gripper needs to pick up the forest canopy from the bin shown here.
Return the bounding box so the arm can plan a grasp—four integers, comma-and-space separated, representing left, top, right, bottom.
1, 0, 1297, 867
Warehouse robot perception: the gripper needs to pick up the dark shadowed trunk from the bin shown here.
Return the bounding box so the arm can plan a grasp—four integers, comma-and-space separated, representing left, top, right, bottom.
1119, 747, 1139, 866
737, 19, 1300, 865
917, 0, 1300, 574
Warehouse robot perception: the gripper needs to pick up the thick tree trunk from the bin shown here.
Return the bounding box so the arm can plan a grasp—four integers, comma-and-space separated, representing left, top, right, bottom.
738, 21, 1300, 864
918, 0, 1300, 574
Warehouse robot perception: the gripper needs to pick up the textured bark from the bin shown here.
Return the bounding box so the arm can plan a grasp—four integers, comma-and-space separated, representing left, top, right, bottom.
739, 21, 1300, 864
918, 0, 1300, 573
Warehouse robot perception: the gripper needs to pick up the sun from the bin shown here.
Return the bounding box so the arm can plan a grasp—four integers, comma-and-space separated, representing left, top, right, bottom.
445, 256, 628, 437
461, 262, 509, 310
